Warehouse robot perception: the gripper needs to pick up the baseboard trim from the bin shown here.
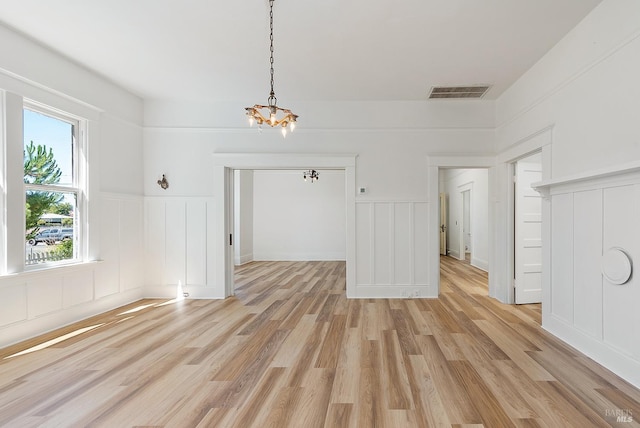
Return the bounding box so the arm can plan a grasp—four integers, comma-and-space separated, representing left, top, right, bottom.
351, 284, 437, 299
544, 315, 640, 389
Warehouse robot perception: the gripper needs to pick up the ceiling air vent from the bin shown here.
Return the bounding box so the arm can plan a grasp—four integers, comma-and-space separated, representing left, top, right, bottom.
428, 85, 491, 99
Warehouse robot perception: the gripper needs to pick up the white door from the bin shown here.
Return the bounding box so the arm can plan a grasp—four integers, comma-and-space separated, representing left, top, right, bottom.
462, 190, 471, 258
515, 154, 542, 304
440, 192, 447, 255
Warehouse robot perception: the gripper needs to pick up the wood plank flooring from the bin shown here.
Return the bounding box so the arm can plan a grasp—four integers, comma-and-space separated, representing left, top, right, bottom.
1, 257, 639, 427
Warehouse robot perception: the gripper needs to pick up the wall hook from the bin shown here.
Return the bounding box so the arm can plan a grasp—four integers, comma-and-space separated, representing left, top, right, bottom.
157, 174, 169, 190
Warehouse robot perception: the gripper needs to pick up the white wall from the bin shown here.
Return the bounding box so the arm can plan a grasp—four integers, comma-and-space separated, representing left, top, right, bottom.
0, 23, 145, 348
253, 170, 345, 261
495, 0, 640, 388
234, 170, 254, 265
441, 169, 489, 271
496, 0, 640, 175
143, 101, 495, 298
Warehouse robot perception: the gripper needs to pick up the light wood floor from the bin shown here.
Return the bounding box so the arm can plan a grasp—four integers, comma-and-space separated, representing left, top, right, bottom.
1, 257, 639, 427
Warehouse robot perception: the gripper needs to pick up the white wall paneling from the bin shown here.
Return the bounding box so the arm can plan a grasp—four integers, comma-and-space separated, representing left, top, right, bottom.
394, 203, 413, 285
62, 271, 95, 309
0, 260, 144, 349
355, 201, 432, 298
165, 201, 187, 286
95, 197, 122, 299
549, 192, 574, 324
356, 203, 373, 286
602, 185, 639, 357
186, 200, 208, 286
97, 194, 144, 298
536, 166, 640, 389
374, 203, 392, 285
0, 283, 27, 326
119, 198, 144, 291
144, 197, 216, 298
572, 190, 603, 340
28, 277, 64, 319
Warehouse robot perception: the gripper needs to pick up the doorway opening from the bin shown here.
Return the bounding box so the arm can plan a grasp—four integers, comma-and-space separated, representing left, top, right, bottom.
438, 168, 490, 294
232, 168, 347, 288
213, 154, 357, 299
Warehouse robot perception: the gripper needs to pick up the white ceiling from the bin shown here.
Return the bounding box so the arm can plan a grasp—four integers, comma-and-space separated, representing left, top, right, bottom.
0, 0, 602, 103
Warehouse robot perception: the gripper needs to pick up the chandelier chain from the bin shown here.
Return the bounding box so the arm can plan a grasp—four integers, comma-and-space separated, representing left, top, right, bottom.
268, 0, 276, 106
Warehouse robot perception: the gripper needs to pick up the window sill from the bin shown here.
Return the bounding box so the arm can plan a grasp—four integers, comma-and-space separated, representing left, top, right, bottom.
1, 260, 103, 281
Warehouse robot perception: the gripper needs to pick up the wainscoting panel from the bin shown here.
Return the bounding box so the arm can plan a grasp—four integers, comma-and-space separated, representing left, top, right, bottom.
0, 283, 27, 326
98, 195, 144, 296
27, 277, 64, 318
144, 197, 216, 297
165, 201, 187, 286
572, 189, 603, 340
413, 202, 429, 285
355, 203, 372, 286
355, 201, 433, 298
186, 200, 208, 287
144, 198, 167, 288
550, 192, 574, 324
63, 271, 95, 308
95, 197, 121, 299
394, 203, 413, 285
373, 203, 392, 285
539, 165, 640, 388
119, 198, 144, 291
0, 192, 144, 349
602, 185, 639, 356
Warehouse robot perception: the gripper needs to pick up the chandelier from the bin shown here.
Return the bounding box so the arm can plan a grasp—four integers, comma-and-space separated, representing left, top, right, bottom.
303, 169, 319, 182
245, 0, 298, 137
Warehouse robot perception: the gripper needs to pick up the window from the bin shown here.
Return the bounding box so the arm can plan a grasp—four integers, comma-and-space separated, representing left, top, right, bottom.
23, 105, 82, 266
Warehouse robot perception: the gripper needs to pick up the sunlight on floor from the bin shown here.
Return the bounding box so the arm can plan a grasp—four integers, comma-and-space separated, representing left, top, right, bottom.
117, 303, 157, 315
4, 324, 104, 359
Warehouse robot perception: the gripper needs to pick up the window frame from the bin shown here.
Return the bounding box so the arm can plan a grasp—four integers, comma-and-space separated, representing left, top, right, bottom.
23, 101, 87, 269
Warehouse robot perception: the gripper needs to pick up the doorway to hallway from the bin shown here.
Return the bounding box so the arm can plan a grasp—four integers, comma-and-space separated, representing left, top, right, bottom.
438, 168, 489, 273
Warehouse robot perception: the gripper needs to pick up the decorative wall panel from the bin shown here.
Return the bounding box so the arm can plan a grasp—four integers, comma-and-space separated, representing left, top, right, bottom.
144, 197, 216, 297
540, 166, 640, 388
355, 201, 433, 297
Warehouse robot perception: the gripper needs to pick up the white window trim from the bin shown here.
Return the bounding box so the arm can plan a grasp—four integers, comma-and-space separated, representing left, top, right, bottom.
22, 101, 88, 270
